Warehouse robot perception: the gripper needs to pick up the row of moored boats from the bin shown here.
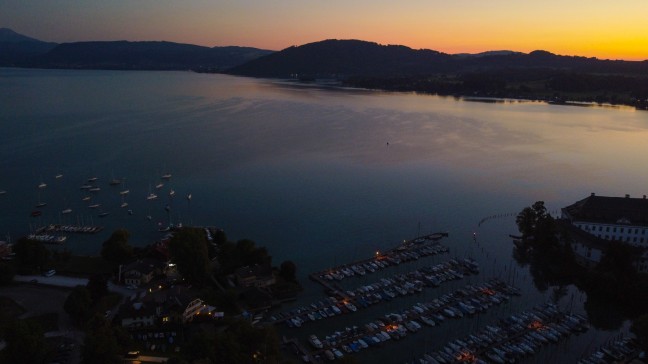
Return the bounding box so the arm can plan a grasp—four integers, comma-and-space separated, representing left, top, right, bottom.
410, 303, 590, 364
276, 258, 480, 329
578, 336, 640, 364
318, 243, 449, 282
306, 280, 521, 361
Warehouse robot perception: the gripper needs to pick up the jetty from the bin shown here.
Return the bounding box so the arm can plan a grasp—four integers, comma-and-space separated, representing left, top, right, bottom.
309, 233, 449, 294
36, 224, 103, 234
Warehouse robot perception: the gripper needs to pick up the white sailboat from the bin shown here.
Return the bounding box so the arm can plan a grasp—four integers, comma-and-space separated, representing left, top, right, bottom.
35, 190, 46, 208
146, 184, 158, 200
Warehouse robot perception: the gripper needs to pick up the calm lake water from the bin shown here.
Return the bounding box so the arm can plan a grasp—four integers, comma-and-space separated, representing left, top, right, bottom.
1, 68, 647, 362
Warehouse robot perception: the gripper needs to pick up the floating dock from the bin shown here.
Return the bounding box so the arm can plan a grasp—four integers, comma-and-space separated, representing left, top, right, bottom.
36, 224, 104, 234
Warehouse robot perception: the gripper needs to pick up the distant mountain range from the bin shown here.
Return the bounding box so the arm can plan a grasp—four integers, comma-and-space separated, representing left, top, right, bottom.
2, 28, 647, 108
0, 28, 272, 70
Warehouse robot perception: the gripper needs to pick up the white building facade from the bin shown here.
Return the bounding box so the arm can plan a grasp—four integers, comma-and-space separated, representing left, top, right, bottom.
562, 193, 648, 272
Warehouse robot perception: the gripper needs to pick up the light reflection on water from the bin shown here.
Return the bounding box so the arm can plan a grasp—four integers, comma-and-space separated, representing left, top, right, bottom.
1, 68, 648, 362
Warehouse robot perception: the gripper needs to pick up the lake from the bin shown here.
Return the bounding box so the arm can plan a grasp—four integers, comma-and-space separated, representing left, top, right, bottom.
1, 67, 647, 362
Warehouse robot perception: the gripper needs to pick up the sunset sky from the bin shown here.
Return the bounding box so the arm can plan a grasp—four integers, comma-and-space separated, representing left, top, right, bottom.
2, 0, 648, 60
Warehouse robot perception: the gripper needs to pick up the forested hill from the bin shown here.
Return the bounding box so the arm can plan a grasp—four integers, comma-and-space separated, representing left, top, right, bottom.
227, 39, 454, 77
0, 28, 57, 65
228, 39, 648, 109
0, 28, 273, 70
32, 41, 273, 70
228, 39, 648, 78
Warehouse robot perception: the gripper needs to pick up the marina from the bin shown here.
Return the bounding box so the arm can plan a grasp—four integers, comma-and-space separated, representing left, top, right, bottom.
276, 257, 480, 328
303, 280, 521, 362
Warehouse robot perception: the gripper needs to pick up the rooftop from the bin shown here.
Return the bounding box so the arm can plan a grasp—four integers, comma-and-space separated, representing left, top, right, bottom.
562, 193, 648, 226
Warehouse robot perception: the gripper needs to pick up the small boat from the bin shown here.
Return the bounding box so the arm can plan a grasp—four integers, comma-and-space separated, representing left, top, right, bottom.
161, 173, 172, 180
187, 193, 192, 201
38, 182, 47, 189
128, 209, 133, 215
155, 182, 164, 189
169, 189, 175, 197
61, 208, 72, 214
119, 189, 130, 195
55, 174, 63, 179
120, 202, 128, 208
35, 202, 47, 208
89, 187, 101, 192
82, 196, 91, 201
87, 177, 98, 183
80, 184, 92, 190
109, 178, 121, 186
98, 212, 110, 217
147, 193, 158, 200
31, 210, 42, 217
88, 204, 100, 209
0, 190, 6, 195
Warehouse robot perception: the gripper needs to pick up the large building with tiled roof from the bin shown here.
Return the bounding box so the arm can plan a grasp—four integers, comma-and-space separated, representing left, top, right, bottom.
561, 193, 648, 248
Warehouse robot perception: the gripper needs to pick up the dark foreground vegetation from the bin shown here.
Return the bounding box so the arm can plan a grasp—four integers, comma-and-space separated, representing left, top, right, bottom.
515, 201, 648, 353
0, 226, 301, 363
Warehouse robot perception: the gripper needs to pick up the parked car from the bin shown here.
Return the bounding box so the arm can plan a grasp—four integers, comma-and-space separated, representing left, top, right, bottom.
42, 269, 56, 277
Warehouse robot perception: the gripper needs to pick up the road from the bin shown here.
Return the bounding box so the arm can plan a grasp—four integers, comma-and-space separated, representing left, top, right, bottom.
13, 274, 140, 296
0, 283, 84, 364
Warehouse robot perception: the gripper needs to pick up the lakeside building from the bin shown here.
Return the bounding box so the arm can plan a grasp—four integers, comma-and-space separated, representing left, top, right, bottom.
234, 262, 276, 288
562, 193, 648, 272
120, 258, 167, 287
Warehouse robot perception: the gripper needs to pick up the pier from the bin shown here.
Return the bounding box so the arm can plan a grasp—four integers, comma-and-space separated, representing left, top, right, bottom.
309, 233, 449, 292
36, 224, 104, 234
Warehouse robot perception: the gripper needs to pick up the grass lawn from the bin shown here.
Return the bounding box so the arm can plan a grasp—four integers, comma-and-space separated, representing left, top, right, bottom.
0, 296, 26, 332
23, 312, 59, 332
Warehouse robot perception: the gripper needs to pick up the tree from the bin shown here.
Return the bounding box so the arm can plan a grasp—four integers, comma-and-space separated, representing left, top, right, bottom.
0, 262, 15, 285
86, 274, 108, 304
100, 229, 133, 265
279, 260, 297, 282
12, 237, 50, 271
64, 286, 93, 325
168, 227, 210, 285
631, 314, 648, 353
3, 319, 46, 364
515, 207, 537, 238
81, 315, 122, 364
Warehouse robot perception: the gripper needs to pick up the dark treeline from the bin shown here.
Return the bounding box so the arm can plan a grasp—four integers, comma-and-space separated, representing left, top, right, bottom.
345, 70, 648, 108
514, 201, 648, 352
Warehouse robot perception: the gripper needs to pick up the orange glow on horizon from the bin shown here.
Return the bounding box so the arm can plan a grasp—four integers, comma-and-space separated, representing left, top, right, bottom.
2, 0, 647, 61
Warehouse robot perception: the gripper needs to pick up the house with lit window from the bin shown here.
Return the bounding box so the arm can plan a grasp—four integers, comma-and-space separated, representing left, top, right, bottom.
562, 193, 648, 272
120, 258, 167, 287
118, 286, 222, 328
